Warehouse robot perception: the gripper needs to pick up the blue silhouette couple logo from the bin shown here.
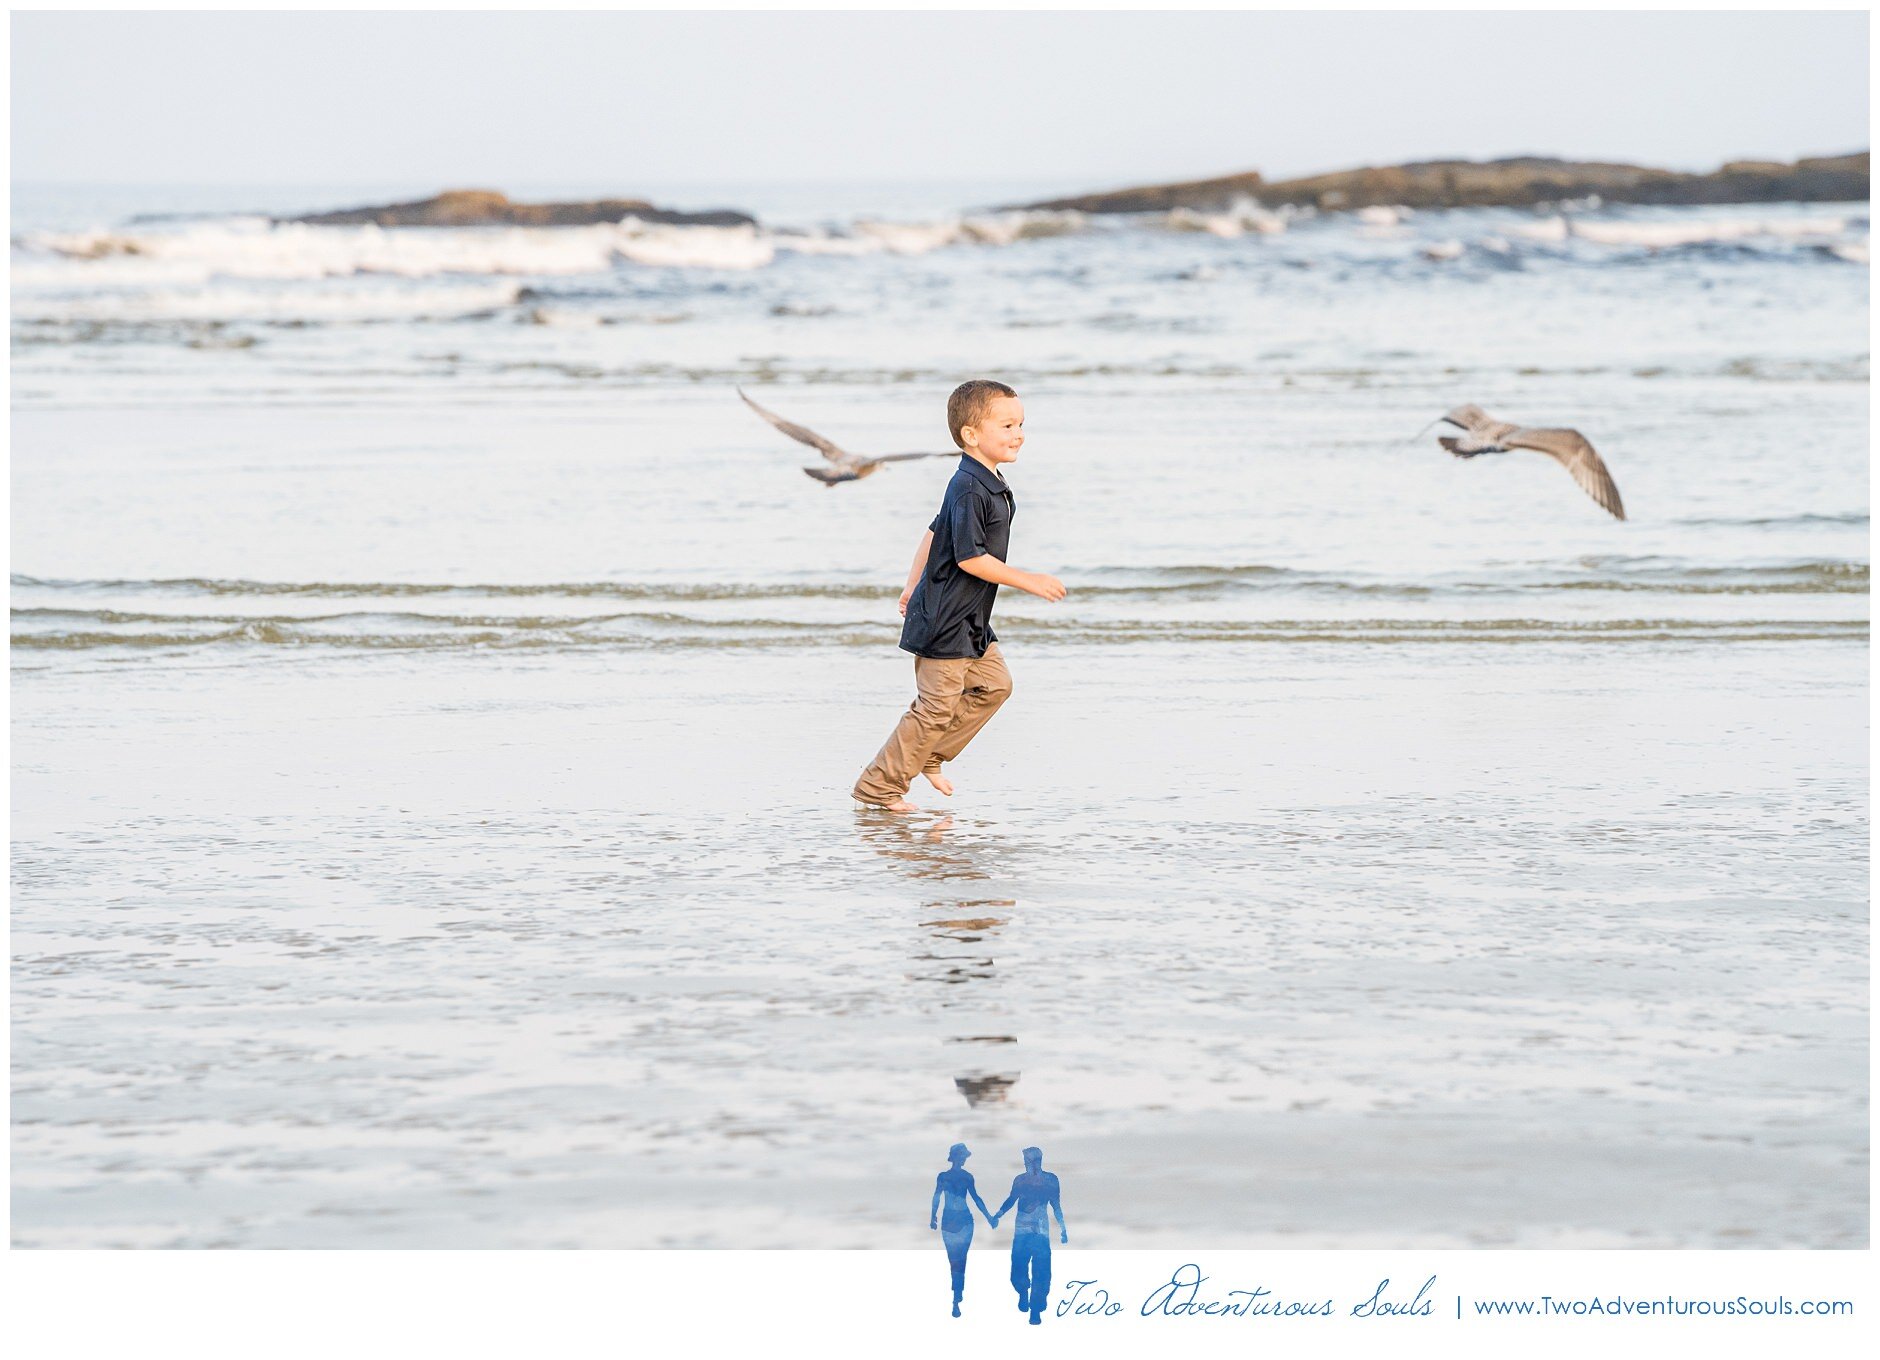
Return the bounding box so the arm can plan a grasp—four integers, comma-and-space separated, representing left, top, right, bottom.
930, 1143, 1068, 1324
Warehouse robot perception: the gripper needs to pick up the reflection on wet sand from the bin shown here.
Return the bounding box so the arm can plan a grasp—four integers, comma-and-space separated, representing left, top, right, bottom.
919, 916, 1004, 934
858, 810, 1025, 1110
853, 810, 983, 878
12, 637, 1866, 1246
914, 903, 1011, 981
954, 1073, 1020, 1108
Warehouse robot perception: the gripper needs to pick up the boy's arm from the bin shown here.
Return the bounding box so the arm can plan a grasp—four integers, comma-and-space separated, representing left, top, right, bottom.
899, 530, 933, 616
1049, 1175, 1067, 1242
958, 554, 1067, 603
950, 488, 1065, 603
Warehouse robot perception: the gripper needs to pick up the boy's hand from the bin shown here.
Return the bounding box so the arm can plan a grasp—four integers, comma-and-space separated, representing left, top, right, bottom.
1025, 573, 1068, 603
898, 585, 915, 616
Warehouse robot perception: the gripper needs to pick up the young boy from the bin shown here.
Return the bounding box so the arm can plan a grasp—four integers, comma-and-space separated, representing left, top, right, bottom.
852, 380, 1066, 812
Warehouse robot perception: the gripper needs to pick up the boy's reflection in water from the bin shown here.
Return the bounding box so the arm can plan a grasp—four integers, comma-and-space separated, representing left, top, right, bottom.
858, 812, 1022, 1108
854, 811, 981, 880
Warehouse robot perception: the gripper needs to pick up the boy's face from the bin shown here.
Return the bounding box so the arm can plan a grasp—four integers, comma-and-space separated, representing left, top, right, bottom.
964, 395, 1025, 465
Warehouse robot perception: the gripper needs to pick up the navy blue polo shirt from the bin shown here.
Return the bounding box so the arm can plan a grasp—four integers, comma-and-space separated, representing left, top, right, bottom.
899, 455, 1015, 659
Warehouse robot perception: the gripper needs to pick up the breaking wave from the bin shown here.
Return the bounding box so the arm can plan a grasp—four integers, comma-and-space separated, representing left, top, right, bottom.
11, 198, 1865, 335
1163, 197, 1296, 238
1558, 214, 1857, 248
13, 209, 1093, 284
17, 203, 1863, 286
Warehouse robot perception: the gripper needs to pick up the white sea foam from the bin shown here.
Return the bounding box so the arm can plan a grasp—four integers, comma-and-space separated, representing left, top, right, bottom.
22, 220, 632, 279
14, 280, 524, 323
851, 219, 962, 255
1165, 207, 1239, 238
614, 219, 775, 269
959, 209, 1087, 245
20, 217, 783, 280
1500, 213, 1856, 250
10, 253, 222, 289
1165, 196, 1289, 239
1511, 216, 1571, 242
11, 205, 1090, 326
770, 231, 884, 258
16, 203, 1864, 293
9, 197, 1866, 339
1355, 204, 1414, 239
1566, 215, 1851, 248
841, 208, 1089, 253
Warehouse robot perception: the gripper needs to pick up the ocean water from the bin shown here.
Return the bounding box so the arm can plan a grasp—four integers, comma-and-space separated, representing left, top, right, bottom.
10, 182, 1869, 1247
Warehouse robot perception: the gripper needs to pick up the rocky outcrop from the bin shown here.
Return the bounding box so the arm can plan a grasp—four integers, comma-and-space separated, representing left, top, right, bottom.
284, 189, 755, 228
1015, 169, 1268, 215
1013, 153, 1870, 214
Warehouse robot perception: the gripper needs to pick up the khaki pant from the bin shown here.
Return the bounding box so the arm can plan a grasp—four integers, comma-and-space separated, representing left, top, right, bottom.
853, 643, 1013, 805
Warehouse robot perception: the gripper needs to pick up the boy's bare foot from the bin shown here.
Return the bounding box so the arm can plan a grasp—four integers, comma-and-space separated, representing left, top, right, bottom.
882, 797, 919, 813
922, 768, 954, 796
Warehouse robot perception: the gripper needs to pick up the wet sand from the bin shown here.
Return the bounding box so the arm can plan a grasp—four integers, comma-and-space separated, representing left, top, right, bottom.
13, 639, 1865, 1247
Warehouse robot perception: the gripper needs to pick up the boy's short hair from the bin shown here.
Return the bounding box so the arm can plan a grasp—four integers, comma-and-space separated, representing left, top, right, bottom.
947, 379, 1018, 450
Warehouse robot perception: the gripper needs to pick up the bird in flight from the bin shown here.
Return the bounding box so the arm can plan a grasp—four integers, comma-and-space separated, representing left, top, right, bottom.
738, 388, 955, 485
1436, 404, 1627, 520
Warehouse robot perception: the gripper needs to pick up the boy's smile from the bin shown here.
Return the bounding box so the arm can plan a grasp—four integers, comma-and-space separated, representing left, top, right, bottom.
964, 396, 1025, 468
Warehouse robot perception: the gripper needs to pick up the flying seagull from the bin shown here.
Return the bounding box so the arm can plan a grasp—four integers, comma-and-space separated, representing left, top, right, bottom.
1437, 404, 1627, 520
738, 388, 955, 485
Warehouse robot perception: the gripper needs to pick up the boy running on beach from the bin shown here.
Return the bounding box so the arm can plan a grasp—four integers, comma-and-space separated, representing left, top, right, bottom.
852, 380, 1066, 812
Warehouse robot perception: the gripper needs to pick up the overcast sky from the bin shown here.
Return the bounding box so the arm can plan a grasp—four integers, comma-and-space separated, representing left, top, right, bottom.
11, 10, 1869, 192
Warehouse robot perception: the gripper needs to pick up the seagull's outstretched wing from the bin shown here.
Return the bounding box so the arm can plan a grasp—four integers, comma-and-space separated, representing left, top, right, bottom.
739, 387, 850, 464
1507, 427, 1627, 521
868, 452, 956, 464
1442, 404, 1521, 444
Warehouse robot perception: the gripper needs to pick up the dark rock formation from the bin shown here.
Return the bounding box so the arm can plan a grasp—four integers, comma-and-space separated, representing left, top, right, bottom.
1012, 153, 1870, 214
1016, 169, 1267, 215
284, 189, 755, 228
